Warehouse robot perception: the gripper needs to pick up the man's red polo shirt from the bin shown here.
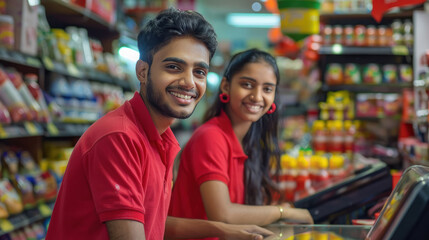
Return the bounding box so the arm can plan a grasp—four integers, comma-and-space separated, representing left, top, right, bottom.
169, 110, 248, 240
46, 92, 180, 240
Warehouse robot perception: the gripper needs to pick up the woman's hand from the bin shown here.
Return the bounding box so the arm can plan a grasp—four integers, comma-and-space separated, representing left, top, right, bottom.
281, 207, 314, 224
218, 222, 274, 240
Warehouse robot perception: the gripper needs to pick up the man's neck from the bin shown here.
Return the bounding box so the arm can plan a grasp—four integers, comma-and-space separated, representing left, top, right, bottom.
140, 93, 175, 135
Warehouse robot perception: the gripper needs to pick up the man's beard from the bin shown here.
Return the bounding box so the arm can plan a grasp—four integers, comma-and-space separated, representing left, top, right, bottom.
146, 72, 199, 119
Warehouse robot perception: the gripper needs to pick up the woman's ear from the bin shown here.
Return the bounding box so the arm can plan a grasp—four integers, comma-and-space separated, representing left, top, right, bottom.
136, 60, 149, 85
219, 77, 230, 94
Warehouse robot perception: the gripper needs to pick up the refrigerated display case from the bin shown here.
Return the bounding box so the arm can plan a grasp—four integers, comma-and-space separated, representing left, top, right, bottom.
266, 165, 429, 239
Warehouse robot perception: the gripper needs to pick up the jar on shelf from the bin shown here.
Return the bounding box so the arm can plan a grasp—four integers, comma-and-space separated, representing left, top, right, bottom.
343, 25, 354, 46
366, 25, 377, 46
354, 25, 366, 46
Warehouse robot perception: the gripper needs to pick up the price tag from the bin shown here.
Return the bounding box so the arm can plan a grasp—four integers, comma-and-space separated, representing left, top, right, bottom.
47, 122, 59, 136
24, 122, 39, 135
392, 45, 409, 55
43, 56, 54, 70
0, 219, 13, 232
0, 124, 7, 138
38, 203, 52, 217
26, 57, 41, 67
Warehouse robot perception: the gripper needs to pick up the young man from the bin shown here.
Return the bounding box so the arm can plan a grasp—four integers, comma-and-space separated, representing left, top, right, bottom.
46, 8, 272, 240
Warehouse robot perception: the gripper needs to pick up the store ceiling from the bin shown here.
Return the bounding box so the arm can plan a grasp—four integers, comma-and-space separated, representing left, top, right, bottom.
195, 0, 272, 43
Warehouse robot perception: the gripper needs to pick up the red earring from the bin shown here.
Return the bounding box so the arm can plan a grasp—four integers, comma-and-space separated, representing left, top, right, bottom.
219, 93, 230, 103
267, 103, 276, 114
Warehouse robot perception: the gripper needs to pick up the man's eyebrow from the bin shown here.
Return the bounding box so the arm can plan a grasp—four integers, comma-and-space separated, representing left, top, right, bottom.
162, 57, 209, 70
162, 57, 186, 64
196, 62, 209, 70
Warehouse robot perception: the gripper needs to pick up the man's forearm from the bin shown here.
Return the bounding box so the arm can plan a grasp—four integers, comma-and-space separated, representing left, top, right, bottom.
164, 216, 224, 239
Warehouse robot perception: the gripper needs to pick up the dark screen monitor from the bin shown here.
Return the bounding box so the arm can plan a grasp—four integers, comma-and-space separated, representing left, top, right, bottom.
366, 165, 429, 239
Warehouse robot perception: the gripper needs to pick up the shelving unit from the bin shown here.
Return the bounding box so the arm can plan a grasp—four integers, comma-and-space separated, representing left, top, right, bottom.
0, 1, 162, 236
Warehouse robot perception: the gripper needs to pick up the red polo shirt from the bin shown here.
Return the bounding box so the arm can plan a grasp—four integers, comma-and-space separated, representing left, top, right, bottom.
169, 110, 247, 240
46, 92, 180, 240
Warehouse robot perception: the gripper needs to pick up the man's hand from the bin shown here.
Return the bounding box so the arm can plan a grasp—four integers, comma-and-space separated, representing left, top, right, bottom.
218, 222, 274, 240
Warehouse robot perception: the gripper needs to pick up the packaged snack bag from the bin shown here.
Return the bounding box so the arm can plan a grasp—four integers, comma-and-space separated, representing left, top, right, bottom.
0, 100, 11, 124
0, 68, 31, 122
343, 63, 361, 84
363, 64, 382, 84
382, 64, 398, 83
325, 63, 343, 85
0, 178, 23, 215
5, 68, 43, 122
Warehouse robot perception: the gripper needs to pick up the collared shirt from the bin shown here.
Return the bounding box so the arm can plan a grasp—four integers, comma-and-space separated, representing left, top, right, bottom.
46, 92, 180, 240
169, 110, 248, 240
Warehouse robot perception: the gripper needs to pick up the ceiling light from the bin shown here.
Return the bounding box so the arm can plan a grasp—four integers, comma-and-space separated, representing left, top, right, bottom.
119, 46, 139, 62
226, 13, 280, 28
252, 2, 262, 12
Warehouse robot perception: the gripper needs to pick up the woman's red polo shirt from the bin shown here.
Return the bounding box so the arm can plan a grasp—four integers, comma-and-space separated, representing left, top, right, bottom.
169, 110, 248, 235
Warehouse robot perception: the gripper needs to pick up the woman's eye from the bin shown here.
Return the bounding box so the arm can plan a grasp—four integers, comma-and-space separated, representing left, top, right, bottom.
264, 87, 274, 92
242, 82, 252, 88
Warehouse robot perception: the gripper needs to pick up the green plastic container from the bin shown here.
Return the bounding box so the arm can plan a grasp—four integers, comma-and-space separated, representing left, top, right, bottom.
277, 0, 321, 41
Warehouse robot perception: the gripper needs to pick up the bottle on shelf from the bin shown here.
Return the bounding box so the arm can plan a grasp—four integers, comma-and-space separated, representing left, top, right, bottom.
280, 154, 297, 202
312, 120, 328, 154
312, 155, 332, 191
329, 154, 347, 182
294, 155, 315, 201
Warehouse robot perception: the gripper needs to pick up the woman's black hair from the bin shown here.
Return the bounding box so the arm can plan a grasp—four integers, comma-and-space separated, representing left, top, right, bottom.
137, 8, 218, 65
203, 48, 281, 205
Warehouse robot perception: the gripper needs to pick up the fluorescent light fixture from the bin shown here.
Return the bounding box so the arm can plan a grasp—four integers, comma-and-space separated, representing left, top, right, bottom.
119, 46, 140, 62
28, 0, 40, 6
226, 13, 279, 28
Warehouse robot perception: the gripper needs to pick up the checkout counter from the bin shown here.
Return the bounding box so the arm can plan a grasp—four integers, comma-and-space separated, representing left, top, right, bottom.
265, 165, 429, 239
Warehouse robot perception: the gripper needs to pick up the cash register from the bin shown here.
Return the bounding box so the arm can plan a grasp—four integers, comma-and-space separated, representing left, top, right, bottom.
265, 165, 429, 239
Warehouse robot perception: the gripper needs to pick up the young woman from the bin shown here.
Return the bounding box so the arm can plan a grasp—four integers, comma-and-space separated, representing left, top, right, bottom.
169, 49, 313, 236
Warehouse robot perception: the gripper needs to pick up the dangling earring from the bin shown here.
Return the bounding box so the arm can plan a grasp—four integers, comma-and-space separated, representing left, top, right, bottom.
267, 103, 276, 114
219, 93, 230, 103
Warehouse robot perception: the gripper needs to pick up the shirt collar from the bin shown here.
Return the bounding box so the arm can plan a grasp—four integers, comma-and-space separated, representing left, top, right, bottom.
129, 92, 179, 147
217, 110, 248, 160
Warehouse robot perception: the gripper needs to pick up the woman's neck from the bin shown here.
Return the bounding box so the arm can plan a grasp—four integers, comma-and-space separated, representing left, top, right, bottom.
225, 108, 252, 146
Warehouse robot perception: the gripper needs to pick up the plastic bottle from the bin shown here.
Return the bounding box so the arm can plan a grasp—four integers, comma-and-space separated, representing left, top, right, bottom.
312, 120, 328, 154
343, 120, 355, 153
294, 156, 315, 201
329, 154, 347, 183
329, 120, 344, 154
313, 156, 331, 191
280, 154, 297, 202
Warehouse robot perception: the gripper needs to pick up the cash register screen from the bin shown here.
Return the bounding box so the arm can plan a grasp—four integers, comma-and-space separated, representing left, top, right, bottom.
366, 165, 429, 239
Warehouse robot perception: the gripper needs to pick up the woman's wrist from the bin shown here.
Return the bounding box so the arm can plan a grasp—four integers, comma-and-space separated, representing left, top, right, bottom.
276, 205, 284, 219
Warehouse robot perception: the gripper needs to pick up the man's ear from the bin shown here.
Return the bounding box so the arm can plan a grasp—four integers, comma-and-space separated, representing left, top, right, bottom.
220, 77, 230, 94
136, 60, 149, 85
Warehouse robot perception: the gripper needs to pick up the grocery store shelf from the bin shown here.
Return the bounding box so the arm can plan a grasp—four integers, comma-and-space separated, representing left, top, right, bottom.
0, 48, 42, 68
0, 123, 44, 139
320, 9, 414, 21
321, 83, 412, 93
0, 201, 54, 236
319, 46, 413, 56
41, 0, 119, 37
44, 122, 93, 138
